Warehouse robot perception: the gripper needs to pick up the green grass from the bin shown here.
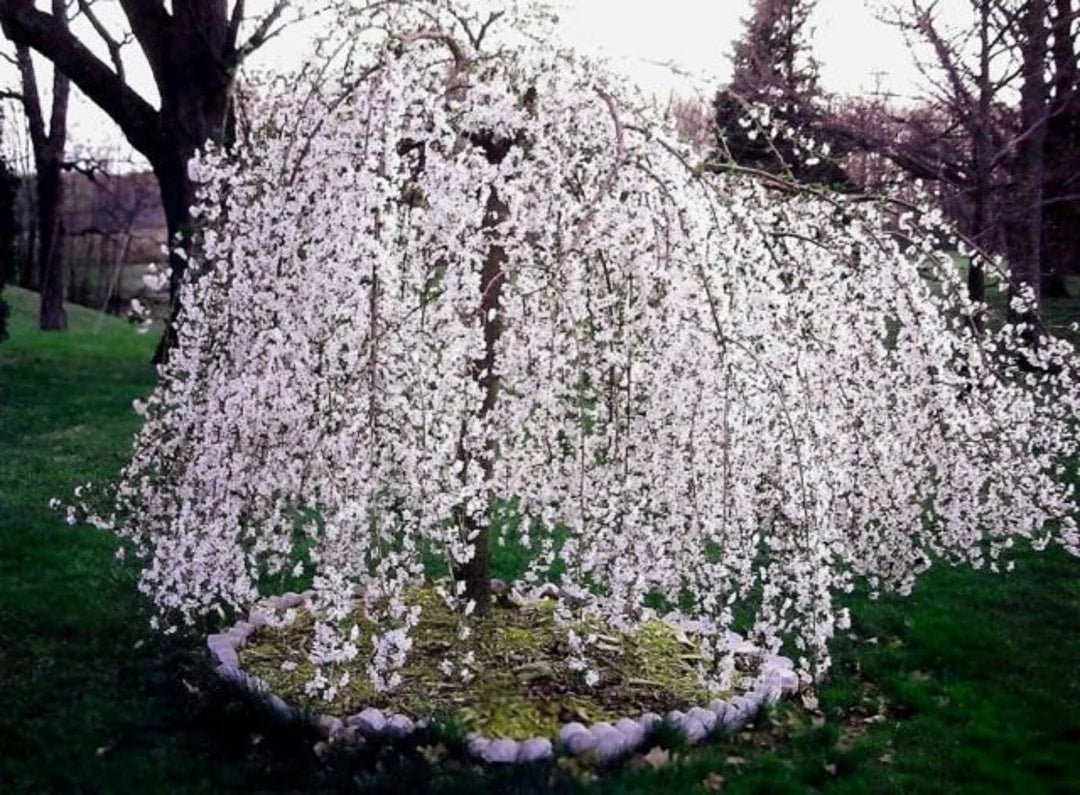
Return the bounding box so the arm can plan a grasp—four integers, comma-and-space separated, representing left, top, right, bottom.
2, 284, 1080, 793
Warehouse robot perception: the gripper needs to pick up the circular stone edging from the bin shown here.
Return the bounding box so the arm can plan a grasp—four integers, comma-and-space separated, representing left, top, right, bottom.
206, 582, 803, 765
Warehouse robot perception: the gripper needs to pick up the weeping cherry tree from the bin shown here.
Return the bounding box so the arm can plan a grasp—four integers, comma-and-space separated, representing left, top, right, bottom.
79, 0, 1080, 699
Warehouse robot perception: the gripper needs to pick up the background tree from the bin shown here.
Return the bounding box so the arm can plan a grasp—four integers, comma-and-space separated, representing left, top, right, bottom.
0, 0, 305, 358
12, 0, 70, 330
826, 1, 1078, 312
712, 0, 847, 184
0, 114, 17, 341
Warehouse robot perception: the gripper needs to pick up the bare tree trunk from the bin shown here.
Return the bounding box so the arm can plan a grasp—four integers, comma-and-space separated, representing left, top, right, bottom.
968, 0, 994, 313
36, 162, 64, 329
151, 150, 197, 363
1013, 0, 1049, 320
15, 7, 69, 331
456, 135, 512, 615
1041, 0, 1079, 298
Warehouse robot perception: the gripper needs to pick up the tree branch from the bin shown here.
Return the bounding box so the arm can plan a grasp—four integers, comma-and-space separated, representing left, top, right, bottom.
116, 0, 169, 84
235, 0, 289, 63
0, 0, 162, 159
76, 0, 128, 86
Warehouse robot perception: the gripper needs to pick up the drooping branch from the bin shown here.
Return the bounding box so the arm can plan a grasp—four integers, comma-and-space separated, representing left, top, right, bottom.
568, 87, 627, 253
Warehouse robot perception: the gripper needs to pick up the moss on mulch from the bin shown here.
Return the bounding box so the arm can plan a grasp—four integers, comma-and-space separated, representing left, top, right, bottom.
241, 587, 728, 740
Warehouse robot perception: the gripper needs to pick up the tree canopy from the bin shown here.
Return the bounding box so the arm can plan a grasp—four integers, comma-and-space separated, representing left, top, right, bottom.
71, 0, 1080, 702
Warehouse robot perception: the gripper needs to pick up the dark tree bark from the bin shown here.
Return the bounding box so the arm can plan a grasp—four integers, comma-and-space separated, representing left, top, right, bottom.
14, 0, 70, 331
0, 0, 291, 358
968, 0, 994, 310
1041, 0, 1079, 298
0, 149, 16, 342
1013, 0, 1050, 316
456, 137, 511, 616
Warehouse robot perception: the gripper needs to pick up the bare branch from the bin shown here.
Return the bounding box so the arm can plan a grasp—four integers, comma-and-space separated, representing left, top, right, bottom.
0, 0, 162, 157
236, 0, 289, 63
76, 0, 127, 85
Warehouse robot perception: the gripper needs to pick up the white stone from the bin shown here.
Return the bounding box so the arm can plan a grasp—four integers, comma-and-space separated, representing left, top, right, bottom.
483, 738, 519, 764
679, 716, 708, 744
247, 609, 271, 628
615, 717, 644, 747
214, 663, 243, 684
777, 669, 800, 694
351, 708, 386, 737
592, 731, 629, 761
729, 695, 751, 714
516, 737, 553, 763
590, 721, 618, 739
638, 712, 661, 733
533, 583, 560, 600
565, 731, 598, 756
265, 694, 295, 721
316, 715, 344, 739
666, 709, 686, 725
558, 722, 588, 746
386, 714, 415, 738
279, 592, 305, 608
766, 654, 795, 670
466, 734, 490, 757
207, 635, 239, 668
687, 706, 717, 733
721, 705, 747, 730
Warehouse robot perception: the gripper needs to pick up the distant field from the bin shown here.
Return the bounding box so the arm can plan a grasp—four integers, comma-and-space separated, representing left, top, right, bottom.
1, 285, 1079, 793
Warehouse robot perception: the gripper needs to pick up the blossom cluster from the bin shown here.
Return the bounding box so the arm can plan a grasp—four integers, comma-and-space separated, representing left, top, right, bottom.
97, 0, 1078, 696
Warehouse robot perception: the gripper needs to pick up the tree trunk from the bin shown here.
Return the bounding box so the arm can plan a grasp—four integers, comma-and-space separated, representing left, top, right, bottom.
967, 0, 993, 317
456, 131, 513, 615
36, 159, 65, 330
456, 183, 508, 616
1041, 0, 1079, 298
150, 150, 196, 363
1013, 0, 1049, 321
15, 16, 69, 332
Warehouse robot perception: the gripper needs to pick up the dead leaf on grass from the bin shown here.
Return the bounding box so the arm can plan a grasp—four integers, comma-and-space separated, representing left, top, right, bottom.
702, 771, 726, 791
642, 746, 670, 770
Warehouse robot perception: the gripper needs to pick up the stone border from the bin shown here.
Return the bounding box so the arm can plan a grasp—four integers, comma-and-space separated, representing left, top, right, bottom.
206, 583, 802, 765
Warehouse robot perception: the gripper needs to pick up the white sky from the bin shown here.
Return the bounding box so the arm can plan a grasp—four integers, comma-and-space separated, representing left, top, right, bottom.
1, 0, 972, 168
554, 0, 933, 101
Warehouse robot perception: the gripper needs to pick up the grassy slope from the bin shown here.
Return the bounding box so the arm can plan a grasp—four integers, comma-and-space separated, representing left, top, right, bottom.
1, 285, 1079, 793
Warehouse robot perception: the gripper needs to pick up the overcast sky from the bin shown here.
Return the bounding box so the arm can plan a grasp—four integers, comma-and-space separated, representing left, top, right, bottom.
2, 0, 971, 168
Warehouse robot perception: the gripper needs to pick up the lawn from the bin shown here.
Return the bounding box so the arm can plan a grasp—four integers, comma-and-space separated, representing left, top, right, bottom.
2, 284, 1079, 793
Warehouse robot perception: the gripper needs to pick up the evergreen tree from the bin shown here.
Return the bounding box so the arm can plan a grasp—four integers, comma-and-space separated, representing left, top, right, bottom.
729, 0, 820, 107
713, 0, 846, 185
